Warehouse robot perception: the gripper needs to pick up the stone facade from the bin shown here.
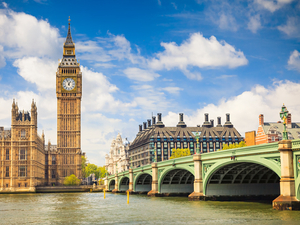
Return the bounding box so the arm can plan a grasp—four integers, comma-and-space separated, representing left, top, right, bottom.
56, 19, 83, 183
105, 134, 130, 175
0, 100, 45, 192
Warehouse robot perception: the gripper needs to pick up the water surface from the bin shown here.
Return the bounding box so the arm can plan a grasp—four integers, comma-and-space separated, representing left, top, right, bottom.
1, 193, 300, 224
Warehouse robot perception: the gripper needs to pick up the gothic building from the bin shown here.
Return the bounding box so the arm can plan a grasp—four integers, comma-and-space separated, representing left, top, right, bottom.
129, 113, 244, 168
0, 100, 45, 192
105, 134, 130, 175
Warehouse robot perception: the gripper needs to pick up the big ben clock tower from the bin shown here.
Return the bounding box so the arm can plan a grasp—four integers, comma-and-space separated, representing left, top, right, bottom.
56, 18, 82, 183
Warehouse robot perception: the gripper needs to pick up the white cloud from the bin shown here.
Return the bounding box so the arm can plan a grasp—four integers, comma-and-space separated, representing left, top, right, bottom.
288, 50, 300, 72
123, 67, 160, 81
278, 17, 300, 38
0, 8, 63, 61
81, 66, 136, 114
218, 13, 238, 31
148, 33, 248, 80
2, 2, 8, 8
163, 80, 300, 136
161, 86, 183, 95
13, 57, 57, 91
248, 15, 262, 33
255, 0, 294, 12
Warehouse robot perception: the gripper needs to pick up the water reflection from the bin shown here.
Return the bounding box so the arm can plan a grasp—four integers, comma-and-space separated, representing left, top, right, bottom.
1, 193, 300, 224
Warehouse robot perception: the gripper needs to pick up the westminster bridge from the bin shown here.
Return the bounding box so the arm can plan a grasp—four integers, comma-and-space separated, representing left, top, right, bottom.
105, 139, 300, 210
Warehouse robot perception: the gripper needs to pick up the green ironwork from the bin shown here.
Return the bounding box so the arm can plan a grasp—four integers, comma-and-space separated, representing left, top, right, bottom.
195, 132, 200, 154
280, 104, 289, 140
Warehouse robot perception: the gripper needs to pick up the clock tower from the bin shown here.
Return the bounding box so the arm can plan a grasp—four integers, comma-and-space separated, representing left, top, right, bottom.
56, 18, 82, 183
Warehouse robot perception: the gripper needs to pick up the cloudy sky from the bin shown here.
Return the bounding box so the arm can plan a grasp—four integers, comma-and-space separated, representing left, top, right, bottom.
0, 0, 299, 165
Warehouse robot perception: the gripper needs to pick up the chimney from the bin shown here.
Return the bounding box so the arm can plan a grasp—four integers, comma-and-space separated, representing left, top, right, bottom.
143, 122, 147, 130
224, 113, 233, 127
287, 113, 292, 129
202, 113, 211, 127
147, 119, 151, 128
177, 113, 186, 128
216, 117, 222, 127
156, 113, 165, 127
259, 114, 264, 126
139, 125, 142, 132
152, 116, 156, 126
210, 119, 214, 127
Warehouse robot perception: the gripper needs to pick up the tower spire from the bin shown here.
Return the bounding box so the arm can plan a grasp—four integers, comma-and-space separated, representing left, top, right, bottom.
64, 16, 74, 47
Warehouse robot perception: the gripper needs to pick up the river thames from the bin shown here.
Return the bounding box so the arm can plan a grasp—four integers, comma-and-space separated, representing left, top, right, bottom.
1, 193, 300, 224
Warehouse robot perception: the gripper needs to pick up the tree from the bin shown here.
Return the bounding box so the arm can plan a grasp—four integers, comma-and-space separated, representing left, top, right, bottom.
170, 148, 191, 159
222, 141, 247, 150
81, 156, 87, 178
95, 166, 107, 179
86, 163, 98, 177
64, 174, 80, 186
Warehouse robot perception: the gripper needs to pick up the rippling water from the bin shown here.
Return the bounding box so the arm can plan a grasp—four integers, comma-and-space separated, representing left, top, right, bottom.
1, 193, 300, 224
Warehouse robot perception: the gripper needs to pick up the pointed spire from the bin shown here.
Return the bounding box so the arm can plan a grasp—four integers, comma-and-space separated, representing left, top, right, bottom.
64, 16, 74, 47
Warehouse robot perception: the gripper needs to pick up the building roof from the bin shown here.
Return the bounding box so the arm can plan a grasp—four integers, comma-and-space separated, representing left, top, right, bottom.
130, 125, 242, 149
261, 122, 300, 140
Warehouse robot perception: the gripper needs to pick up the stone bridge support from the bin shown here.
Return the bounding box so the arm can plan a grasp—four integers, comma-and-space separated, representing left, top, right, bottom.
147, 163, 158, 196
112, 174, 119, 193
188, 154, 204, 200
104, 177, 108, 190
273, 140, 300, 210
127, 169, 134, 194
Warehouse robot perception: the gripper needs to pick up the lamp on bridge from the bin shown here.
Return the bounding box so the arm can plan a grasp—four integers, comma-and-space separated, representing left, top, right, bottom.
195, 132, 200, 154
280, 104, 289, 140
153, 147, 157, 163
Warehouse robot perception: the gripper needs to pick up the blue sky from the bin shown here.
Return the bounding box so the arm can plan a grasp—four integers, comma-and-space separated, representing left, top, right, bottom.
0, 0, 299, 165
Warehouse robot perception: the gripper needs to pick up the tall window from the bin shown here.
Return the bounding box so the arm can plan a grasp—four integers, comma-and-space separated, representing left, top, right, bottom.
19, 166, 27, 177
5, 166, 9, 177
157, 142, 161, 148
177, 142, 181, 148
19, 149, 26, 160
52, 170, 56, 178
52, 155, 56, 165
170, 142, 174, 149
6, 149, 9, 160
183, 142, 187, 148
21, 129, 26, 138
203, 142, 207, 153
164, 142, 167, 148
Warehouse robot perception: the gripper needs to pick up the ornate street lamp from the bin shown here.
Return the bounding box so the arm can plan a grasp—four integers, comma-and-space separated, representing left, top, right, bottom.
195, 132, 200, 154
130, 157, 132, 169
115, 162, 118, 174
280, 104, 289, 140
153, 147, 157, 163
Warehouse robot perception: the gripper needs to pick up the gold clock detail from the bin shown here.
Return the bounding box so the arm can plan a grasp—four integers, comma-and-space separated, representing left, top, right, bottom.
62, 78, 75, 91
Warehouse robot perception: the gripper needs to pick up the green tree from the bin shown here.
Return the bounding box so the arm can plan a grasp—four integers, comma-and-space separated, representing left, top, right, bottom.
63, 174, 80, 186
81, 156, 87, 178
170, 148, 191, 159
222, 141, 247, 150
85, 163, 98, 177
95, 166, 107, 179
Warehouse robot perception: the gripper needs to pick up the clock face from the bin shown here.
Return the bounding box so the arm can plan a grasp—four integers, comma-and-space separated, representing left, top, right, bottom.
62, 78, 75, 91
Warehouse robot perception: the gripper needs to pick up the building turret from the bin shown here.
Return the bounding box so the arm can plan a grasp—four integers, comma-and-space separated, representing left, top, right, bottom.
177, 113, 187, 128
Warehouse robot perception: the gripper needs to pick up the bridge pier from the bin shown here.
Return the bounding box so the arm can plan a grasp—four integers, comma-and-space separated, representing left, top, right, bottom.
127, 168, 135, 194
147, 163, 159, 196
112, 174, 119, 193
273, 140, 300, 210
188, 154, 204, 200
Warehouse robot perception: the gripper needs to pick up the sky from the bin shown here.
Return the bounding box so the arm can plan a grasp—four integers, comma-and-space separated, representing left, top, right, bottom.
0, 0, 299, 165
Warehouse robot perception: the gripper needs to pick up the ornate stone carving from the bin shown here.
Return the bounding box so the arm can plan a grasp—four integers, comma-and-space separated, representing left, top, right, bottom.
203, 163, 214, 178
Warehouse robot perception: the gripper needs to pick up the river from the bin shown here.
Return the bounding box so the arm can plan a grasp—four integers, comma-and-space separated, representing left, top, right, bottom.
1, 193, 300, 224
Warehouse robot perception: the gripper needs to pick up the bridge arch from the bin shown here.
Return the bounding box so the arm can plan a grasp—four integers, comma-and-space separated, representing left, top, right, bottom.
134, 172, 152, 193
158, 166, 194, 194
203, 159, 281, 198
108, 179, 115, 191
119, 176, 130, 191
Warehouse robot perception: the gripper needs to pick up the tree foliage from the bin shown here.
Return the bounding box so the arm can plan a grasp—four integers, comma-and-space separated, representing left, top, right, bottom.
63, 174, 80, 186
85, 164, 107, 179
222, 141, 247, 150
170, 148, 191, 159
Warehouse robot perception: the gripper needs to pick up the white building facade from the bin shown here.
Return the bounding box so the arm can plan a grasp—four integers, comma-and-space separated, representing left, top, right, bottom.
105, 134, 130, 175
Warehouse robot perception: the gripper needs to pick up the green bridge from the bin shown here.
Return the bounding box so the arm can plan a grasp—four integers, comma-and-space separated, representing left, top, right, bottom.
105, 139, 300, 210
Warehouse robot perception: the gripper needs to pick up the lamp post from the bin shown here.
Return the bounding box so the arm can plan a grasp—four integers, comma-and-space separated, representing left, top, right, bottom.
195, 132, 200, 154
130, 157, 132, 169
280, 104, 289, 140
115, 162, 118, 174
153, 147, 157, 163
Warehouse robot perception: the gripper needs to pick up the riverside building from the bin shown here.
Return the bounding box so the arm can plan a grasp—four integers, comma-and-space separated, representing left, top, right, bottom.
129, 113, 244, 168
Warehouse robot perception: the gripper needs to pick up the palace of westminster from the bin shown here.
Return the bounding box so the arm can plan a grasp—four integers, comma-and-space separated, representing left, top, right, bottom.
0, 21, 84, 192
